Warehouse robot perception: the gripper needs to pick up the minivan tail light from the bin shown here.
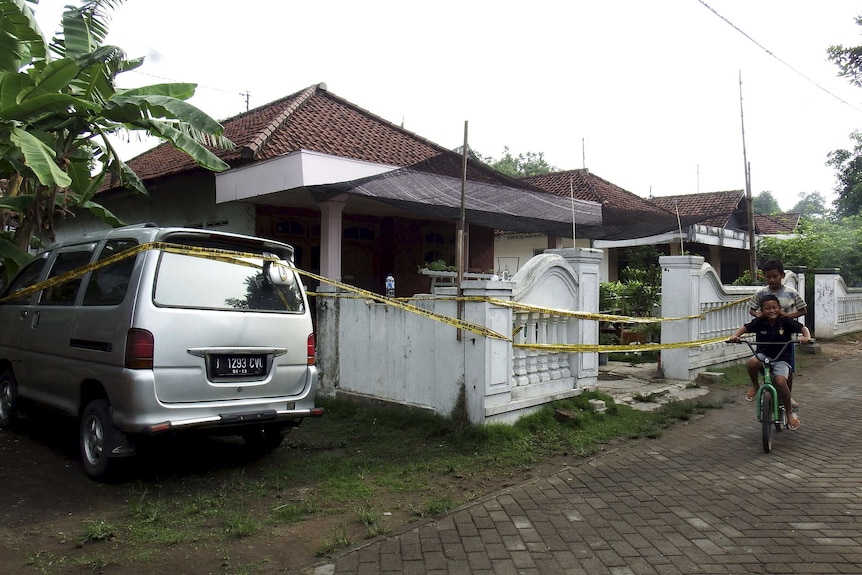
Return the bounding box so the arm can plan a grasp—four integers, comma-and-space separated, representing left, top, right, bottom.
125, 328, 154, 369
307, 333, 316, 366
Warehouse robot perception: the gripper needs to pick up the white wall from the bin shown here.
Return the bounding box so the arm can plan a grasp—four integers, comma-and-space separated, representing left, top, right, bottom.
53, 185, 256, 244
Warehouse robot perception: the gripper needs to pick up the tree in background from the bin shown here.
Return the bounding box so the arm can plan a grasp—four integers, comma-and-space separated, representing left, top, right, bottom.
752, 190, 782, 214
757, 217, 862, 286
790, 191, 831, 218
827, 16, 862, 86
827, 19, 862, 217
826, 131, 862, 217
0, 0, 233, 282
476, 146, 556, 177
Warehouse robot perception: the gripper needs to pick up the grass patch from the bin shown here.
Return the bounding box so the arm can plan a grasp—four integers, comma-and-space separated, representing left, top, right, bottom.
32, 389, 721, 571
79, 519, 117, 543
316, 524, 351, 556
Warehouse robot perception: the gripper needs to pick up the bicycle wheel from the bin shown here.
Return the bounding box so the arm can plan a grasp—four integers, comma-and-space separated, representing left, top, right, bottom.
761, 389, 774, 453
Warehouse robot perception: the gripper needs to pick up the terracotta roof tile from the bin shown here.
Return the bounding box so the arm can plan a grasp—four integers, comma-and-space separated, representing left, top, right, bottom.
650, 190, 746, 227
119, 83, 536, 191
755, 212, 801, 234
522, 170, 661, 210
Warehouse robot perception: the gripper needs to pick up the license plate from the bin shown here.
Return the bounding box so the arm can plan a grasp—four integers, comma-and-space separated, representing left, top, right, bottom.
212, 354, 267, 378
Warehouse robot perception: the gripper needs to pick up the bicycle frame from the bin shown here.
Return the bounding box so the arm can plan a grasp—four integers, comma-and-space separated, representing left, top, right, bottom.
732, 338, 799, 452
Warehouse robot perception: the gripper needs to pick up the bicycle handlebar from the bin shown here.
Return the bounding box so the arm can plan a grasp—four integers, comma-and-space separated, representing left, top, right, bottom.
726, 338, 814, 365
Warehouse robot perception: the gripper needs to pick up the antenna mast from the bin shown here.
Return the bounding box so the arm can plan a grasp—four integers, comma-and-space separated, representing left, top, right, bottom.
739, 71, 757, 280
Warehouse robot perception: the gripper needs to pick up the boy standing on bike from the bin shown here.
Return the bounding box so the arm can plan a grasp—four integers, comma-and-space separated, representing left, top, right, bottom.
748, 259, 807, 320
729, 295, 811, 430
748, 259, 807, 410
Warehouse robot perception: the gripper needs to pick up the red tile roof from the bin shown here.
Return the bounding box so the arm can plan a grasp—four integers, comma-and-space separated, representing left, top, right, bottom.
521, 169, 670, 215
650, 190, 746, 228
754, 212, 801, 234
122, 82, 523, 188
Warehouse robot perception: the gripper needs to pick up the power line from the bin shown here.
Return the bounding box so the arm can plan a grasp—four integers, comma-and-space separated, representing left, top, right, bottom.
122, 68, 250, 110
697, 0, 862, 112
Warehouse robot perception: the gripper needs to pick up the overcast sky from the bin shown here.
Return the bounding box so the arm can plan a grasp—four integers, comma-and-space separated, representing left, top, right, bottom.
33, 0, 862, 211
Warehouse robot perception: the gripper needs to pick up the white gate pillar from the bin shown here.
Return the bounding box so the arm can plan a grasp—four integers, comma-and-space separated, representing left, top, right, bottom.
660, 255, 704, 381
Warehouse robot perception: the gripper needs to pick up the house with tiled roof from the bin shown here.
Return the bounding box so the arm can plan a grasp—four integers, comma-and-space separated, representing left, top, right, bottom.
498, 176, 800, 283
754, 212, 801, 236
62, 83, 601, 295
495, 169, 677, 279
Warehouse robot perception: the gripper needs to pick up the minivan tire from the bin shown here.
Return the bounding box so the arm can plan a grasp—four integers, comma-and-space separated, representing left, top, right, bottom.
0, 368, 18, 429
80, 399, 118, 481
242, 424, 286, 453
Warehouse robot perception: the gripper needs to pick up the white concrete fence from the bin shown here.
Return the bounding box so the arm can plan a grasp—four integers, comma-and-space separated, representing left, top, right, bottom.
315, 248, 602, 424
813, 268, 862, 338
315, 252, 862, 423
659, 256, 805, 381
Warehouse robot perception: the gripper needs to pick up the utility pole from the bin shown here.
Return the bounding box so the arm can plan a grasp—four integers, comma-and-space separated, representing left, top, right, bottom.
456, 121, 468, 341
739, 71, 757, 280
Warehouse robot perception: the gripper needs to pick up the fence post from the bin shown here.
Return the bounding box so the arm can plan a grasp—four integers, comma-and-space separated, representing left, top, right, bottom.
660, 255, 704, 381
546, 247, 602, 384
314, 283, 340, 395
814, 268, 841, 339
461, 280, 514, 425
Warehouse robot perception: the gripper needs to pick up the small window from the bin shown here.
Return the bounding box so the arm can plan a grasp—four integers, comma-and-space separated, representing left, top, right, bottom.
83, 240, 138, 306
40, 249, 95, 306
1, 254, 50, 304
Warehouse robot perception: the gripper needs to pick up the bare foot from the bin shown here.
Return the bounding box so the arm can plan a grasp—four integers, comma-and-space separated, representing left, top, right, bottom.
788, 413, 800, 430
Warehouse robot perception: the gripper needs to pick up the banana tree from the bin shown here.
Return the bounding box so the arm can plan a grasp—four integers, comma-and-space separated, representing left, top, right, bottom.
0, 0, 234, 282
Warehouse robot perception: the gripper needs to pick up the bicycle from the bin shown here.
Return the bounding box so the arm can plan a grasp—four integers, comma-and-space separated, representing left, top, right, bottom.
729, 338, 807, 453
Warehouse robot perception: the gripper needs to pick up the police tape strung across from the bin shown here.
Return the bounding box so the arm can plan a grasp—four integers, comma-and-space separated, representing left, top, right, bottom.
1, 242, 748, 352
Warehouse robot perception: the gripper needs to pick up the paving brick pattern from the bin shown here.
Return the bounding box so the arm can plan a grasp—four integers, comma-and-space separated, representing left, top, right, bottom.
313, 356, 862, 574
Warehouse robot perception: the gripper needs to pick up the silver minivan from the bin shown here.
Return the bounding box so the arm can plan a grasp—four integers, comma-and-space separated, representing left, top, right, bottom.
0, 224, 322, 480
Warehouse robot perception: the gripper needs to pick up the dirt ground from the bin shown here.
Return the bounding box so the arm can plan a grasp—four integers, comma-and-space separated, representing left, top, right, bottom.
1, 338, 858, 575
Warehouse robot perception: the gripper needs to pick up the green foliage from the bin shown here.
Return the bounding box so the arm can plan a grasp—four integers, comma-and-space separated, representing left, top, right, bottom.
731, 268, 764, 286
0, 0, 233, 282
791, 191, 831, 218
753, 190, 782, 215
600, 249, 661, 318
827, 15, 862, 87
475, 145, 557, 177
757, 216, 862, 286
421, 259, 456, 272
826, 131, 862, 217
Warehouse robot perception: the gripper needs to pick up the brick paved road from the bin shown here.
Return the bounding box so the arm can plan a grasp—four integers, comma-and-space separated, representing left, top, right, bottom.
310, 354, 862, 575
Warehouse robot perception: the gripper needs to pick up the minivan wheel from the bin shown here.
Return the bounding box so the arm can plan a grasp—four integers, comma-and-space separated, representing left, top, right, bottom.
0, 368, 19, 429
80, 399, 117, 481
242, 424, 286, 453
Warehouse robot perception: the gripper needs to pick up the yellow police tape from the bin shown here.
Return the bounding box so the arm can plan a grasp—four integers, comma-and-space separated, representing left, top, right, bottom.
0, 241, 746, 352
0, 242, 275, 304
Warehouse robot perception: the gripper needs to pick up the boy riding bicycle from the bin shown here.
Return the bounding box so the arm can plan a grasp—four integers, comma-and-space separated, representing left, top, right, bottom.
729, 295, 811, 430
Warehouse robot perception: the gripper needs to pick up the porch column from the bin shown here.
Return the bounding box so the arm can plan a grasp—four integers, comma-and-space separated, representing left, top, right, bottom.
319, 196, 347, 283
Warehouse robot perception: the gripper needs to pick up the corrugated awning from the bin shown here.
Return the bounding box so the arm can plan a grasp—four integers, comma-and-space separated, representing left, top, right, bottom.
309, 168, 603, 236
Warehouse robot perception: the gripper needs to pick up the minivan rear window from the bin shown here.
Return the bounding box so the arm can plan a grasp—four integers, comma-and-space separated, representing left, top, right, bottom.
153, 251, 304, 313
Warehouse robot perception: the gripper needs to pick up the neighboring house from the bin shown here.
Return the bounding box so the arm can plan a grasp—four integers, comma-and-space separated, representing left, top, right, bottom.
496, 169, 674, 279
497, 172, 799, 283
649, 191, 799, 282
59, 83, 601, 296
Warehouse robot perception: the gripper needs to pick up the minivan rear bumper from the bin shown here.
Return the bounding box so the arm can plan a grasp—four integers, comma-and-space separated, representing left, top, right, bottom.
110, 366, 322, 434
144, 405, 325, 434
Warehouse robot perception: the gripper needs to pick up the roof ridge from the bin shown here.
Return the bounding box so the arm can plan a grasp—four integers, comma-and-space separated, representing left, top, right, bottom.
241, 83, 321, 159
